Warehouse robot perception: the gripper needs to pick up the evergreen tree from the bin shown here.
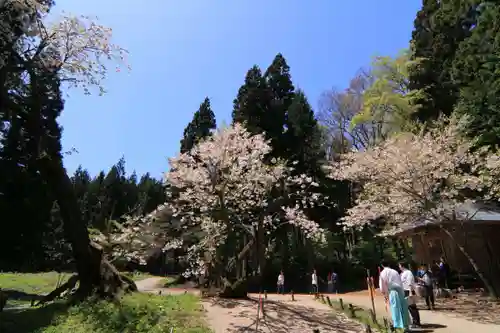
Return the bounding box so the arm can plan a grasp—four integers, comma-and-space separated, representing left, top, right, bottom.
232, 65, 269, 135
180, 97, 216, 153
408, 0, 480, 122
264, 53, 295, 156
452, 2, 500, 147
285, 90, 323, 174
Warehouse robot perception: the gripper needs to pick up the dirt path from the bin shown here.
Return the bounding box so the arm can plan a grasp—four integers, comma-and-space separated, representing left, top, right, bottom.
202, 294, 364, 333
135, 277, 199, 295
136, 278, 363, 332
329, 291, 500, 333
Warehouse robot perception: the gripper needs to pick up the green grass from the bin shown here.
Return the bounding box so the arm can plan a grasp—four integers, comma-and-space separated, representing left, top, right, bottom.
1, 292, 212, 333
0, 272, 71, 295
0, 271, 161, 292
0, 271, 165, 308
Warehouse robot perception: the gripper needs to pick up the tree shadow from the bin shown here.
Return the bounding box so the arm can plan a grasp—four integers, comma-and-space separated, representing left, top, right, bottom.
226, 298, 363, 333
2, 289, 45, 301
207, 297, 251, 309
427, 295, 500, 325
0, 302, 68, 333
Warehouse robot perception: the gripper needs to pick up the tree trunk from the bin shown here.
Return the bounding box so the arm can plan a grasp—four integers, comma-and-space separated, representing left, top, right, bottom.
40, 158, 136, 300
440, 226, 498, 298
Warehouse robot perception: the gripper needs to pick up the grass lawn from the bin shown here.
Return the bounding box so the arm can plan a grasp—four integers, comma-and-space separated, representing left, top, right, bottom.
0, 292, 212, 333
0, 271, 160, 293
0, 271, 168, 308
0, 272, 71, 295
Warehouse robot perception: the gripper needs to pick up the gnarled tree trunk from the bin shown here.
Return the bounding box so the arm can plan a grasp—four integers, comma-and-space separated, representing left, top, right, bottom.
39, 157, 137, 302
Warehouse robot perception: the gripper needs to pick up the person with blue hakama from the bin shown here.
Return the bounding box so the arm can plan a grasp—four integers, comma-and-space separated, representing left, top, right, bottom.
379, 261, 410, 332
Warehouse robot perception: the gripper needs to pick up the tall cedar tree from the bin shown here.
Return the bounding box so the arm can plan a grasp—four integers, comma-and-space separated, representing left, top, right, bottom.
408, 0, 480, 122
232, 66, 270, 135
180, 97, 216, 153
285, 90, 323, 175
263, 53, 295, 157
232, 54, 296, 159
452, 2, 500, 147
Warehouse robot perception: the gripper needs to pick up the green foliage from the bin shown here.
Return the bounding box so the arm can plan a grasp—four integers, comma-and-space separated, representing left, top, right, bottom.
0, 293, 211, 333
232, 65, 270, 136
286, 90, 323, 173
351, 51, 421, 140
408, 0, 482, 122
452, 2, 500, 147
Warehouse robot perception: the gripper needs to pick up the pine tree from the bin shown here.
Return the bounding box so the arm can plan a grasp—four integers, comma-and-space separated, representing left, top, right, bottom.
180, 97, 216, 153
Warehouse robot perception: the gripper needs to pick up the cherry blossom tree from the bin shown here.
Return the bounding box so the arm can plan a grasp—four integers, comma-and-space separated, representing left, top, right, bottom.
327, 116, 500, 295
1, 0, 132, 301
119, 123, 326, 296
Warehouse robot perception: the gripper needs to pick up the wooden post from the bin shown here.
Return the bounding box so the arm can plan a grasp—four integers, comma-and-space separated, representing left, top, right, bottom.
348, 303, 355, 318
264, 290, 267, 299
383, 318, 393, 332
158, 290, 162, 295
364, 324, 372, 333
291, 290, 295, 301
367, 269, 377, 320
326, 296, 332, 307
339, 298, 344, 310
320, 294, 325, 303
369, 309, 376, 323
260, 293, 265, 316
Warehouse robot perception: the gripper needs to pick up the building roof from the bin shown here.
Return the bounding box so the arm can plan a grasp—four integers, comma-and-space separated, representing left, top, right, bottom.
380, 201, 500, 237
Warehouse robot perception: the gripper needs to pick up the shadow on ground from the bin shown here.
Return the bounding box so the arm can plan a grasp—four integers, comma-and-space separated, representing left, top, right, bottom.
0, 302, 68, 333
204, 297, 363, 333
432, 296, 500, 325
2, 289, 45, 301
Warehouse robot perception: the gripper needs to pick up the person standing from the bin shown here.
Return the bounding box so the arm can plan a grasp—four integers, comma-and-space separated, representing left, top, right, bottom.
418, 264, 435, 310
399, 262, 416, 296
379, 261, 410, 332
331, 270, 338, 294
311, 269, 318, 294
277, 270, 285, 294
406, 290, 421, 328
439, 257, 451, 289
399, 262, 421, 327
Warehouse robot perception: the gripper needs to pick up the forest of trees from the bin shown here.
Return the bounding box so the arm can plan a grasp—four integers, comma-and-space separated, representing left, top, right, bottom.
2, 0, 500, 300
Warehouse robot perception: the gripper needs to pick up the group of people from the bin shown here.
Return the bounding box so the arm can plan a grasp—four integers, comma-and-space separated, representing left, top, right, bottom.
275, 258, 450, 332
276, 269, 338, 294
380, 260, 443, 332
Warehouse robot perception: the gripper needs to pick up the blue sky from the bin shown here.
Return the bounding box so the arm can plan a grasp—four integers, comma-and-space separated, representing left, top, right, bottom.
56, 0, 422, 179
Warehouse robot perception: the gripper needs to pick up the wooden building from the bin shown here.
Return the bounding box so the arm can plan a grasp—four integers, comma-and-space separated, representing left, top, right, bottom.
387, 203, 500, 292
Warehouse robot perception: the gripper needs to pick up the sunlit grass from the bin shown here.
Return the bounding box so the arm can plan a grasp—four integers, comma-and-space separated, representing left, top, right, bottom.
1, 291, 212, 333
